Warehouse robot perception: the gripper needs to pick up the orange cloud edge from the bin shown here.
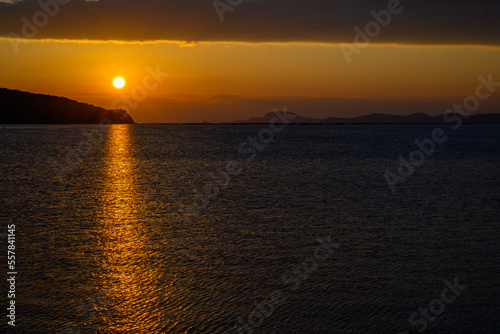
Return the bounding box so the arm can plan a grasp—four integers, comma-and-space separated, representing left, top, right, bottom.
1, 37, 500, 50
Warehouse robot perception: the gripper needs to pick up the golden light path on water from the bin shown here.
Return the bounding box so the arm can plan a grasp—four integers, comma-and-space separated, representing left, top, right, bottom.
96, 125, 166, 333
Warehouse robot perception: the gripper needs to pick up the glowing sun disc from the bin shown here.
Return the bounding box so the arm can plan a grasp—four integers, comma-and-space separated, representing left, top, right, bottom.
113, 77, 125, 89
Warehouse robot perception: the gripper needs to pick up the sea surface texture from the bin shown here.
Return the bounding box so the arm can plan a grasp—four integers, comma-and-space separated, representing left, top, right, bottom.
1, 124, 499, 333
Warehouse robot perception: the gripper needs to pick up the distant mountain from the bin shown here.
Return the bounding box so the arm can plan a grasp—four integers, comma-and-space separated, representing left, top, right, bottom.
0, 88, 134, 124
233, 112, 500, 124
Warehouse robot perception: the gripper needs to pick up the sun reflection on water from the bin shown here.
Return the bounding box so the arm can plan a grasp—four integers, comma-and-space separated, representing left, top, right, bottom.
96, 125, 165, 333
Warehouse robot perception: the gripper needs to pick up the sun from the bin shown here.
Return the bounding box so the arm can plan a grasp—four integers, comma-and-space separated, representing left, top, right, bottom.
113, 77, 126, 89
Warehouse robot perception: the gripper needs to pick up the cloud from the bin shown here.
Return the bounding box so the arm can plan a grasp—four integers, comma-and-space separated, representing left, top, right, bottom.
0, 0, 499, 45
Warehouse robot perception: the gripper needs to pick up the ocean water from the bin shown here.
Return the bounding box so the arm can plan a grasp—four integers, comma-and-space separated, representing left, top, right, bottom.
0, 124, 499, 334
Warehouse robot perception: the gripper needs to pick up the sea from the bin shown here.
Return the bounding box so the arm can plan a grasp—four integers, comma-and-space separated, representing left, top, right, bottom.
0, 124, 499, 333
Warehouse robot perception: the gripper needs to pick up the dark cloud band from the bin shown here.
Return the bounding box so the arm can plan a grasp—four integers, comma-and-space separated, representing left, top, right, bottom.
0, 0, 499, 45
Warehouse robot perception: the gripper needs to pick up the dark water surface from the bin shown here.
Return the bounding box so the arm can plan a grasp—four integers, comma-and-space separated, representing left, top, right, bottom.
1, 124, 499, 333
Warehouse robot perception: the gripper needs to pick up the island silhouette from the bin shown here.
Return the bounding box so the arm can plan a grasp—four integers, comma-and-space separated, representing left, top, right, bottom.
2, 88, 500, 125
0, 88, 134, 124
233, 111, 500, 124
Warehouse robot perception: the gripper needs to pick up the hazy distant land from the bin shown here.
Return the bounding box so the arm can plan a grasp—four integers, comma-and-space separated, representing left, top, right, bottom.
0, 88, 134, 124
233, 111, 500, 124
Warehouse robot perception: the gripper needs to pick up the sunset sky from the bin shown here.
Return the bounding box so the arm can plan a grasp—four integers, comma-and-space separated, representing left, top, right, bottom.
1, 0, 500, 123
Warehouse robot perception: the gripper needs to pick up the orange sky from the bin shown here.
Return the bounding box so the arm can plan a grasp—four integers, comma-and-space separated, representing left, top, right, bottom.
1, 38, 500, 122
